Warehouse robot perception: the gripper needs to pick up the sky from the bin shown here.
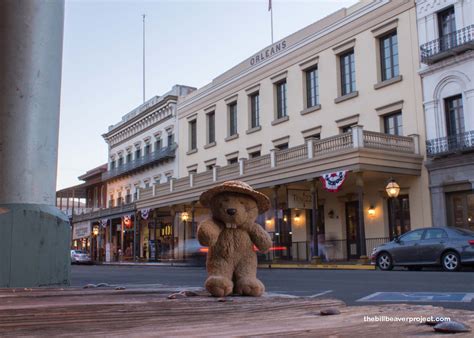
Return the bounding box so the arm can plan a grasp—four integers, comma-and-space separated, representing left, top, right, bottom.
58, 0, 359, 190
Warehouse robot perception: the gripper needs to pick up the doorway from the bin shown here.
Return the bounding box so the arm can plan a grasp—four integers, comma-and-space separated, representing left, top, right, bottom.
345, 201, 360, 259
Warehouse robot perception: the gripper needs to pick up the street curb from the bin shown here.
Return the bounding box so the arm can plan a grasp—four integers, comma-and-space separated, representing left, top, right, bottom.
98, 262, 195, 267
258, 263, 375, 270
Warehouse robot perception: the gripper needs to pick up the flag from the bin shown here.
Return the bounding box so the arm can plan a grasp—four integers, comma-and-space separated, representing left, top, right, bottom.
268, 0, 272, 11
320, 171, 349, 192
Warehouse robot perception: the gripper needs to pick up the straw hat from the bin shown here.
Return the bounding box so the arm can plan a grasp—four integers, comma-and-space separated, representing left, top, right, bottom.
200, 180, 270, 213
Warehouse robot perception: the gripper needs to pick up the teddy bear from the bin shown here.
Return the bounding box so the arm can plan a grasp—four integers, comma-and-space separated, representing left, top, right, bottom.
197, 180, 272, 297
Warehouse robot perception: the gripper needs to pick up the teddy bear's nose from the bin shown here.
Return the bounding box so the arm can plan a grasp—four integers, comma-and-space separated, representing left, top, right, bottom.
226, 208, 237, 216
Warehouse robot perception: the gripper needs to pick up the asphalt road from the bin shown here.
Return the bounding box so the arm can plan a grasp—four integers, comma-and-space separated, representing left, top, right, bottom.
71, 265, 474, 311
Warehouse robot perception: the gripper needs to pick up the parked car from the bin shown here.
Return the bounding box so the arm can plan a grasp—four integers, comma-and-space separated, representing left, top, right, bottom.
70, 250, 92, 264
371, 227, 474, 271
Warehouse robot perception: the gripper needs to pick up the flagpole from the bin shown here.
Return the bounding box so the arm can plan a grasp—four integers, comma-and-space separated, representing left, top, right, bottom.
142, 14, 146, 103
270, 3, 274, 44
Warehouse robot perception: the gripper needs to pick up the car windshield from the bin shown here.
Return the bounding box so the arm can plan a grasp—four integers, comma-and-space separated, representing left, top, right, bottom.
451, 228, 474, 236
74, 250, 87, 254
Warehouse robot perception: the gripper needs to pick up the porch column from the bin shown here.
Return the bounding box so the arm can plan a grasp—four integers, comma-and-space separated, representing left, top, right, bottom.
355, 173, 367, 258
133, 212, 138, 262
310, 179, 319, 260
0, 0, 70, 287
272, 186, 280, 248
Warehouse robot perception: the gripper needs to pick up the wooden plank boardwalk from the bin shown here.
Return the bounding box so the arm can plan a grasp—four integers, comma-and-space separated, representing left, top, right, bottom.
0, 287, 472, 337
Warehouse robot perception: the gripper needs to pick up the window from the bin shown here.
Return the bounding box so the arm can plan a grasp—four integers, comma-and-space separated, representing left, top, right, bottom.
207, 111, 215, 144
125, 189, 131, 204
380, 31, 399, 81
340, 50, 356, 96
388, 195, 411, 239
145, 181, 150, 189
110, 160, 116, 170
118, 156, 123, 166
249, 151, 261, 158
276, 80, 287, 118
167, 133, 174, 146
227, 157, 238, 165
144, 144, 151, 155
206, 164, 214, 171
400, 229, 423, 242
250, 93, 260, 128
305, 67, 319, 108
445, 95, 464, 136
126, 153, 132, 163
438, 6, 456, 50
155, 138, 162, 151
135, 148, 141, 159
188, 169, 197, 175
189, 120, 197, 151
109, 195, 114, 208
423, 229, 448, 240
384, 112, 403, 136
304, 133, 320, 141
340, 125, 352, 134
228, 102, 238, 136
275, 143, 289, 150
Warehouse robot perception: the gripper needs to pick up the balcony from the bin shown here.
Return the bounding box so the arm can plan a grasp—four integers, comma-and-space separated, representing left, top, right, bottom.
420, 25, 474, 65
102, 143, 177, 181
426, 130, 474, 157
73, 202, 136, 222
138, 128, 422, 208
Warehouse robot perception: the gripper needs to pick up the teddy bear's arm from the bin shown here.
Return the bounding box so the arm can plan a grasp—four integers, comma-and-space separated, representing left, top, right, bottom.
197, 218, 222, 247
248, 224, 273, 253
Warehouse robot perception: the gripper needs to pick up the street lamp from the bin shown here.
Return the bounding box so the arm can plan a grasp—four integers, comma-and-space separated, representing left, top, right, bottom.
385, 178, 400, 239
92, 225, 99, 236
385, 178, 400, 198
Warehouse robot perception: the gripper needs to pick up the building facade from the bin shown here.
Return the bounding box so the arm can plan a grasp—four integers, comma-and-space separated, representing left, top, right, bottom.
416, 0, 474, 230
137, 0, 433, 261
73, 85, 196, 262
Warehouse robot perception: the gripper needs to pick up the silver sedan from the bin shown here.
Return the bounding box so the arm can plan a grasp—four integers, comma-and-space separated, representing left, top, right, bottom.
371, 227, 474, 271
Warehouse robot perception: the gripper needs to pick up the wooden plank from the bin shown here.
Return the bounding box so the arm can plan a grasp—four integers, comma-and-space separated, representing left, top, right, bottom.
0, 288, 472, 337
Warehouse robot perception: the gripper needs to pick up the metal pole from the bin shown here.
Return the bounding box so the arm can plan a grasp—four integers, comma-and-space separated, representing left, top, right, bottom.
142, 14, 146, 103
356, 174, 367, 257
270, 6, 274, 44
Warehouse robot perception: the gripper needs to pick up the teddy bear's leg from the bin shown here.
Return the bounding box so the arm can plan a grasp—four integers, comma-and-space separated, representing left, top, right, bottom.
205, 259, 234, 297
233, 256, 265, 297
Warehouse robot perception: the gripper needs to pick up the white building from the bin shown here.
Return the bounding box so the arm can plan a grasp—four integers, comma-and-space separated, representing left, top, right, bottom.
416, 0, 474, 229
103, 85, 196, 207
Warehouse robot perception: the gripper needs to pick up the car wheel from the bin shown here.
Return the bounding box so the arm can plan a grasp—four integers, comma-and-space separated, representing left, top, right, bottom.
377, 252, 393, 271
441, 251, 461, 272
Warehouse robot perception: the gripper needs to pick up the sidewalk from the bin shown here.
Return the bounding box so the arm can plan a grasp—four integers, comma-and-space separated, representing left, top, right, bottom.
97, 260, 375, 270
258, 261, 375, 270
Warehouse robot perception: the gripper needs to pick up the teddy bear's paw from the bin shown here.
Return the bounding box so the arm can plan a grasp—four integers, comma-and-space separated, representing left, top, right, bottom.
234, 277, 265, 297
205, 275, 233, 297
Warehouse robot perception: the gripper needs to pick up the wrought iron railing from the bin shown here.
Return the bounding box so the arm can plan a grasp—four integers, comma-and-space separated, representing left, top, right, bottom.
426, 130, 474, 157
420, 25, 474, 64
102, 143, 177, 181
258, 237, 391, 262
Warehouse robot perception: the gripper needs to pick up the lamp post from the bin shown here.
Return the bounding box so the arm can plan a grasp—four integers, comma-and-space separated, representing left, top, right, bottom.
181, 210, 189, 260
385, 178, 400, 239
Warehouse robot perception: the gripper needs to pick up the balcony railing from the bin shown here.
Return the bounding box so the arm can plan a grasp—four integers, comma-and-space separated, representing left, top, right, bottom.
138, 128, 419, 200
73, 202, 136, 222
420, 25, 474, 64
426, 130, 474, 157
102, 143, 177, 181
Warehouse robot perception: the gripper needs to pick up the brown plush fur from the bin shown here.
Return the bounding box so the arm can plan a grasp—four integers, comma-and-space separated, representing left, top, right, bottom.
197, 192, 272, 297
